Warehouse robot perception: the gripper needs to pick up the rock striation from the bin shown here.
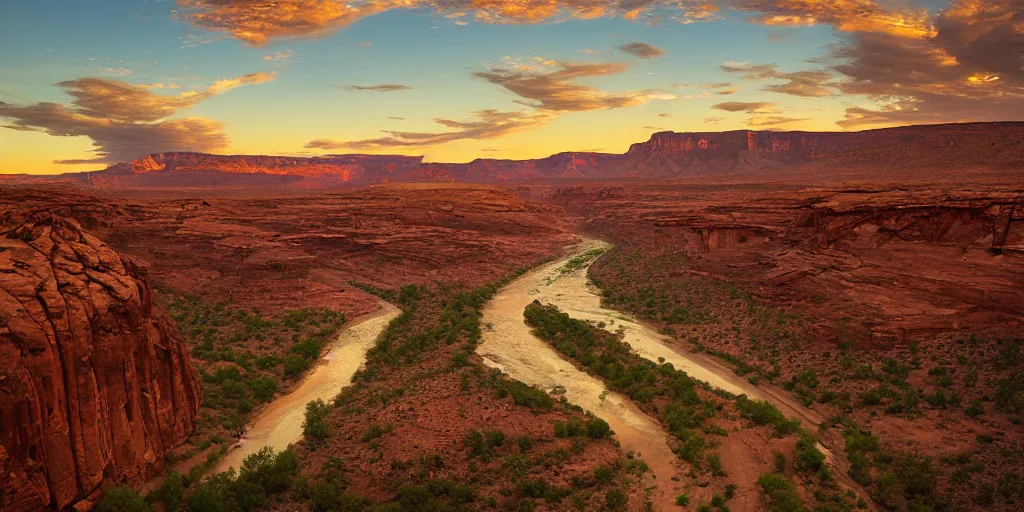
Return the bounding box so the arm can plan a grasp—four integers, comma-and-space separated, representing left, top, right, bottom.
0, 212, 201, 511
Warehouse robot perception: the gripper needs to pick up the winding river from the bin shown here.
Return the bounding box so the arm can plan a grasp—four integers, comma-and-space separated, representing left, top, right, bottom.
212, 302, 401, 473
477, 237, 863, 510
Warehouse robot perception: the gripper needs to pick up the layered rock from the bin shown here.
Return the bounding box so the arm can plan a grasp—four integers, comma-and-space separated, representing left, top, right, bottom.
0, 212, 201, 511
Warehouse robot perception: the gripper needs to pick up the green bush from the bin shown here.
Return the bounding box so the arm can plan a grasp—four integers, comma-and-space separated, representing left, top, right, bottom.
735, 397, 800, 436
239, 447, 299, 494
96, 486, 149, 512
605, 488, 628, 511
794, 433, 827, 476
586, 417, 611, 439
675, 493, 690, 506
707, 453, 727, 477
757, 473, 806, 512
303, 399, 331, 445
152, 472, 184, 512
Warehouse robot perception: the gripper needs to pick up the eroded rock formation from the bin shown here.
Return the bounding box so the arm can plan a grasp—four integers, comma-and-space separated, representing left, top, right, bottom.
0, 212, 201, 511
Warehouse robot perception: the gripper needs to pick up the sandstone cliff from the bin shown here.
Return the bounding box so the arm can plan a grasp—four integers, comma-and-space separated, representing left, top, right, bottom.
0, 212, 201, 511
29, 122, 1024, 189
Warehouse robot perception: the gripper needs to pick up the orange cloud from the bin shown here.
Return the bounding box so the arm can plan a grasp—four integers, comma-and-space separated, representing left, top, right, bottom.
732, 0, 935, 39
711, 101, 778, 113
0, 73, 275, 162
305, 109, 557, 149
175, 0, 720, 45
474, 61, 675, 112
833, 0, 1024, 128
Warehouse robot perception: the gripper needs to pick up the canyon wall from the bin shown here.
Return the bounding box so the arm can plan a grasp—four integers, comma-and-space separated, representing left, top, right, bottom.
0, 212, 201, 511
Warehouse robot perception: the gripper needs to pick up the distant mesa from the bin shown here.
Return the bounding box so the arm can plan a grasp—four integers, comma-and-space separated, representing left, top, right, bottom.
28, 122, 1024, 188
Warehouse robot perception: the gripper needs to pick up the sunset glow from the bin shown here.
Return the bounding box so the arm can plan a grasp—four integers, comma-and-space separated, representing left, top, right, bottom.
1, 0, 1022, 174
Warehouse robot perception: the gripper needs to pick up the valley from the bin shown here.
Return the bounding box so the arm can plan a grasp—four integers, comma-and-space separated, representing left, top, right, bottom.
1, 124, 1023, 512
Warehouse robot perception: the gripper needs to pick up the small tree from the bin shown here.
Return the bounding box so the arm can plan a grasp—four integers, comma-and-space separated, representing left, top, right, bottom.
303, 399, 331, 446
96, 486, 149, 512
152, 472, 184, 512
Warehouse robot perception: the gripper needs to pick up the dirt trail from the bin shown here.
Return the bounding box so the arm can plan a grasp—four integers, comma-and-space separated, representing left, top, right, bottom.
212, 302, 401, 473
480, 238, 869, 509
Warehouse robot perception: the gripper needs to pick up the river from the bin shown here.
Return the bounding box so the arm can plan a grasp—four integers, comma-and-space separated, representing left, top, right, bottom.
212, 302, 401, 473
477, 237, 864, 510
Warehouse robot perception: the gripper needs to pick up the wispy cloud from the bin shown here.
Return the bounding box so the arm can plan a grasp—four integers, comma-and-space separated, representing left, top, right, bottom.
721, 62, 835, 97
618, 42, 666, 59
711, 101, 778, 113
305, 109, 557, 150
474, 61, 674, 112
99, 67, 133, 76
747, 115, 808, 126
340, 84, 413, 92
262, 50, 296, 61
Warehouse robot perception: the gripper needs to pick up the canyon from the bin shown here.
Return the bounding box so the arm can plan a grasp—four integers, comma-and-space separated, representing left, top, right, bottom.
0, 122, 1023, 511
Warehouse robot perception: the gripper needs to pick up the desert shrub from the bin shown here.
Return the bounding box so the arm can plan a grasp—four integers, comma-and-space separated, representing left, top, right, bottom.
496, 380, 554, 410
995, 373, 1024, 414
605, 488, 628, 511
464, 430, 492, 460
965, 399, 984, 417
485, 429, 505, 447
676, 493, 691, 506
362, 424, 386, 443
708, 453, 727, 477
283, 355, 310, 377
998, 471, 1023, 499
735, 397, 800, 436
303, 399, 331, 445
593, 465, 616, 485
310, 481, 367, 512
757, 473, 806, 512
239, 447, 299, 495
152, 472, 185, 512
96, 486, 149, 512
516, 435, 533, 452
586, 417, 611, 439
794, 433, 827, 476
247, 376, 279, 403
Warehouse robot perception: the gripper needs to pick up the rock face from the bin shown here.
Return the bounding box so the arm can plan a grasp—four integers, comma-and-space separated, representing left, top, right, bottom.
28, 121, 1019, 189
617, 122, 1024, 178
0, 212, 201, 511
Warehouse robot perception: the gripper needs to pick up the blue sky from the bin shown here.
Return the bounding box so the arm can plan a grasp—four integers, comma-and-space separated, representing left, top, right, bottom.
1, 0, 1020, 173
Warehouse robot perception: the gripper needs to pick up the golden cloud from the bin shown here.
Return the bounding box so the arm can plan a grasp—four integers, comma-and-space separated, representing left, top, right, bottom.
711, 101, 778, 112
175, 0, 720, 45
305, 109, 557, 149
833, 0, 1024, 128
721, 62, 835, 97
474, 61, 675, 112
0, 73, 275, 163
732, 0, 936, 39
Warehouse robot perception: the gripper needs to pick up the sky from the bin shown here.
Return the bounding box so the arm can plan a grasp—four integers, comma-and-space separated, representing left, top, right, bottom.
0, 0, 1021, 174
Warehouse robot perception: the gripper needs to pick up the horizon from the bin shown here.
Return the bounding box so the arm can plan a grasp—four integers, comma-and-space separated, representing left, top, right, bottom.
2, 1, 1023, 174
14, 120, 1024, 175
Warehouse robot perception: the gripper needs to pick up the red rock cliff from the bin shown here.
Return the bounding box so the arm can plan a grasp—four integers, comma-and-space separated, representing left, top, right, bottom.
0, 213, 201, 511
